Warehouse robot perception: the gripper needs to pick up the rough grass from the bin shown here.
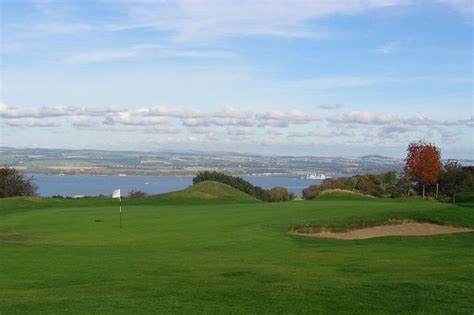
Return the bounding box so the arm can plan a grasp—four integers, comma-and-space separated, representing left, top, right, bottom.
0, 191, 473, 314
455, 191, 474, 207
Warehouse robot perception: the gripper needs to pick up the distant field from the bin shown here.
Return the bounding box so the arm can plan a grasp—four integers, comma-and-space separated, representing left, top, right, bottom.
1, 182, 473, 313
0, 147, 408, 176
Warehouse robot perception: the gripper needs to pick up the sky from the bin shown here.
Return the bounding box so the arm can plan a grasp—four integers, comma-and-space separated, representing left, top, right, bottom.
0, 0, 473, 159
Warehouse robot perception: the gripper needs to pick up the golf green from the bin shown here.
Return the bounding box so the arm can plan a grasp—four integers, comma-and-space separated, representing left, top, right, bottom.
1, 182, 473, 314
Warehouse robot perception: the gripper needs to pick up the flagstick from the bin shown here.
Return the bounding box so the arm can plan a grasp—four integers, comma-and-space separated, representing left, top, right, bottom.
119, 197, 122, 229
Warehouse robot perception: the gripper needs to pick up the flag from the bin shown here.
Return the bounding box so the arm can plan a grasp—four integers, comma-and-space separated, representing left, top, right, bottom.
112, 189, 121, 199
112, 189, 123, 228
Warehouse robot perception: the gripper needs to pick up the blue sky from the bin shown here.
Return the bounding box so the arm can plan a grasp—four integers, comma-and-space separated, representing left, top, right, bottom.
0, 0, 472, 158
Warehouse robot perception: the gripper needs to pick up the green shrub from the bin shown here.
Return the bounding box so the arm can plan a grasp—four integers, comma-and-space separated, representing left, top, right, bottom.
268, 186, 292, 202
128, 190, 147, 199
0, 166, 37, 198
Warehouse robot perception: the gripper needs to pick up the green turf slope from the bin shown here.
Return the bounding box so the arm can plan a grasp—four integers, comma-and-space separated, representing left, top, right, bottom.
314, 189, 376, 201
137, 181, 258, 204
0, 194, 473, 314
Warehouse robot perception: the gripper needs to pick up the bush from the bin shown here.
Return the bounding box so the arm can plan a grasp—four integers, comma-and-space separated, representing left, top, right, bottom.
302, 171, 407, 199
302, 184, 322, 200
0, 166, 37, 198
267, 186, 292, 202
128, 190, 147, 198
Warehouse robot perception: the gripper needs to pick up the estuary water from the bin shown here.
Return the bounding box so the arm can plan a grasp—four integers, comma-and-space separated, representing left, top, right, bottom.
32, 175, 324, 197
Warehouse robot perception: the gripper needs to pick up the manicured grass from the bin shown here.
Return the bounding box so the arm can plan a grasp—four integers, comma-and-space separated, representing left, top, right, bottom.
1, 184, 473, 314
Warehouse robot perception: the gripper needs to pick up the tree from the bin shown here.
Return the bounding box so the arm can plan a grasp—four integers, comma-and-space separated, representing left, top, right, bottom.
0, 167, 38, 198
404, 140, 441, 199
395, 173, 413, 198
302, 184, 322, 200
438, 160, 466, 203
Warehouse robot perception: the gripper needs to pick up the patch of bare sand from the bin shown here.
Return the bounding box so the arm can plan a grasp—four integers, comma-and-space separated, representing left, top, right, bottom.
291, 221, 474, 240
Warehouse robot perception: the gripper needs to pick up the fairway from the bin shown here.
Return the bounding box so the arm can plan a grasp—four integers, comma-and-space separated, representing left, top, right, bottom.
1, 184, 474, 314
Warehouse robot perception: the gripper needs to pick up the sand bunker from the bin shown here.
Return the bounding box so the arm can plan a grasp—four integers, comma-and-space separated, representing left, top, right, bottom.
291, 221, 474, 240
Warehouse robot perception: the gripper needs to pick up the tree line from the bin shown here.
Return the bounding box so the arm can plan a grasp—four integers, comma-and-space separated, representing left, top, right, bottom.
303, 141, 473, 201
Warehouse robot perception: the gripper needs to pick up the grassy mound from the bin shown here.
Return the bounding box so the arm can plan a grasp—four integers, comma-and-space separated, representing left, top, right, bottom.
314, 189, 376, 201
140, 181, 258, 204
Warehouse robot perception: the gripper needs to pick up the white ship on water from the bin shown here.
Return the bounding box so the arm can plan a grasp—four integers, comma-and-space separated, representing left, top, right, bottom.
303, 170, 329, 180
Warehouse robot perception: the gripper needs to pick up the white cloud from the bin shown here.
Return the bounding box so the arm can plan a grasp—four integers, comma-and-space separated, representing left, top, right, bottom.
36, 22, 94, 34
257, 109, 318, 123
68, 49, 141, 64
0, 103, 72, 118
317, 104, 344, 110
328, 111, 395, 124
119, 0, 401, 41
1, 102, 469, 151
68, 116, 97, 127
215, 106, 253, 119
2, 118, 61, 127
0, 42, 33, 54
287, 77, 379, 89
455, 116, 474, 128
432, 127, 462, 143
66, 43, 235, 64
141, 106, 206, 119
0, 103, 124, 118
25, 0, 470, 43
162, 49, 235, 58
104, 112, 168, 126
226, 128, 256, 136
374, 41, 400, 54
436, 0, 474, 19
144, 125, 182, 134
288, 130, 336, 138
180, 108, 319, 128
328, 111, 442, 127
380, 125, 412, 134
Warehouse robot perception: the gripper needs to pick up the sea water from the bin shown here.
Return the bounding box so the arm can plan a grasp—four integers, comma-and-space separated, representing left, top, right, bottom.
32, 175, 324, 197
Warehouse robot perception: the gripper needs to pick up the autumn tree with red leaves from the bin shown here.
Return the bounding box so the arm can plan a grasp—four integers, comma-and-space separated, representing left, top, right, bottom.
404, 140, 442, 199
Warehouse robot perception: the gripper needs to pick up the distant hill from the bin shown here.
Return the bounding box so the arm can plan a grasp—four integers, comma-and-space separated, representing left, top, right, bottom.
360, 154, 393, 160
1, 146, 409, 176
